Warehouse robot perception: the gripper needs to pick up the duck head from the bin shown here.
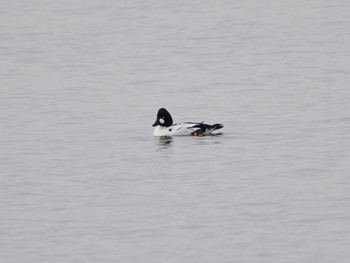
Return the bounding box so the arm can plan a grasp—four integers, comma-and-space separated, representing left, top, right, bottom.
152, 108, 173, 127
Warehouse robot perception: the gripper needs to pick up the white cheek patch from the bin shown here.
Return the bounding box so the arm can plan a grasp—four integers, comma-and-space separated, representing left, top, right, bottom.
159, 118, 165, 124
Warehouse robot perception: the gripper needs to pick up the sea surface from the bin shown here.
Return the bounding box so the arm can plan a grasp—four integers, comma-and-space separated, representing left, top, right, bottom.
1, 1, 350, 262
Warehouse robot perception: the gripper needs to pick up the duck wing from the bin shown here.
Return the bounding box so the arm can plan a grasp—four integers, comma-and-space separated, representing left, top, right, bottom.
190, 122, 224, 135
170, 122, 223, 136
168, 123, 201, 136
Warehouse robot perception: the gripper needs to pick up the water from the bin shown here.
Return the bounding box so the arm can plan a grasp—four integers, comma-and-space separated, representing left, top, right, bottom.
1, 0, 350, 262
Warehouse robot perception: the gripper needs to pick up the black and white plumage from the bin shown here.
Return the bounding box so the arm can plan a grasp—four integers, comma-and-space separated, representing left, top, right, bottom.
152, 108, 224, 136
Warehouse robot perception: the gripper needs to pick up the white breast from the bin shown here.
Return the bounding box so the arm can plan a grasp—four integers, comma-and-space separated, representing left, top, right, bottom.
153, 126, 172, 136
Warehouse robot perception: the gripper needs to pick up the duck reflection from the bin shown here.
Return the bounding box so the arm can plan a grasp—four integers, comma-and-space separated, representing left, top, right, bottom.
157, 136, 174, 150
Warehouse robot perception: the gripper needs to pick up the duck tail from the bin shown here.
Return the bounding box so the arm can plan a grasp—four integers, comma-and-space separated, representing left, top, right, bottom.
211, 123, 224, 130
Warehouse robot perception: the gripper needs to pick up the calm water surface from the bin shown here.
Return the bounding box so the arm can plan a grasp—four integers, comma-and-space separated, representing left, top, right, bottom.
1, 1, 350, 262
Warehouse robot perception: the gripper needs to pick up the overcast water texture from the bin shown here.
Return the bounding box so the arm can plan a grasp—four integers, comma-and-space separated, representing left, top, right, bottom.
1, 0, 350, 262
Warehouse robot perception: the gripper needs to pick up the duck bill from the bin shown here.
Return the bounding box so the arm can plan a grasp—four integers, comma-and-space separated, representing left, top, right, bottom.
152, 120, 159, 127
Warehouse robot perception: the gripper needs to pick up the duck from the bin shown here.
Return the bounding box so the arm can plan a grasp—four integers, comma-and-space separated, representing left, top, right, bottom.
152, 108, 224, 136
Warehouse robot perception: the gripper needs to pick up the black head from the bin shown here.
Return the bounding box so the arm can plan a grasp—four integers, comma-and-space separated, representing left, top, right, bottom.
152, 108, 173, 127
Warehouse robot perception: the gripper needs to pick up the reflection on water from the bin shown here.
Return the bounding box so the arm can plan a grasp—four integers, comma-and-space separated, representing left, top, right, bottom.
157, 136, 174, 150
156, 134, 224, 151
193, 133, 224, 146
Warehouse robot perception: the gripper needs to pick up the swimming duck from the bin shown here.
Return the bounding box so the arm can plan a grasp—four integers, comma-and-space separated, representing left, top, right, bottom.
152, 108, 224, 136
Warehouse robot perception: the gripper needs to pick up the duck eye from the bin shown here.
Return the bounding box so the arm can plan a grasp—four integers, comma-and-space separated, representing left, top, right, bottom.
159, 118, 165, 124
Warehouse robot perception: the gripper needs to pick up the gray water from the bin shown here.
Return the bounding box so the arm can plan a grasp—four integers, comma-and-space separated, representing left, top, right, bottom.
1, 0, 350, 262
